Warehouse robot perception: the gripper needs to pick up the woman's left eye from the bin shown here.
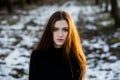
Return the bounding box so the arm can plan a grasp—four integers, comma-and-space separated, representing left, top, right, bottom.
63, 28, 69, 32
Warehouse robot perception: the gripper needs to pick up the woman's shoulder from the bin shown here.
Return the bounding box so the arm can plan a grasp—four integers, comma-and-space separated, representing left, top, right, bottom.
31, 49, 44, 53
30, 49, 49, 58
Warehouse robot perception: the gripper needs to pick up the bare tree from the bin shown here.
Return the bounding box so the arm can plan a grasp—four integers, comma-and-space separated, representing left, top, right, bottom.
95, 0, 100, 5
95, 0, 104, 9
19, 0, 25, 8
5, 0, 13, 13
105, 0, 109, 12
110, 0, 120, 28
26, 0, 33, 4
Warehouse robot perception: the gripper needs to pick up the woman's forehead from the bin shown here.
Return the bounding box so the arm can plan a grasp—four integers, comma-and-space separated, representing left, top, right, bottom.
54, 20, 68, 27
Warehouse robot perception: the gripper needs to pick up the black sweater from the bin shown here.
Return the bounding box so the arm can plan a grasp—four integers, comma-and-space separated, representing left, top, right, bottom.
29, 47, 80, 80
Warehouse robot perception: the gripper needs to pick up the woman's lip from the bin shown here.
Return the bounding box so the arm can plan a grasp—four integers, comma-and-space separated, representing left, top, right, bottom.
57, 39, 63, 40
57, 39, 64, 41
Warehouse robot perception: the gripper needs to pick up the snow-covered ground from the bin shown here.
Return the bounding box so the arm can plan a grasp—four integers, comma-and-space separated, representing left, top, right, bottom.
0, 1, 120, 80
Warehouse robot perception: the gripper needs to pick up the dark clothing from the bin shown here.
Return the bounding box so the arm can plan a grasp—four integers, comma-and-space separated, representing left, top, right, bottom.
29, 47, 80, 80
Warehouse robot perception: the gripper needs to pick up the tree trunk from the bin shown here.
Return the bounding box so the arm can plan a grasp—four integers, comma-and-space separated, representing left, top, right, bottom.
95, 0, 100, 5
105, 0, 109, 12
19, 0, 25, 8
26, 0, 33, 4
5, 0, 13, 13
110, 0, 120, 28
0, 0, 4, 8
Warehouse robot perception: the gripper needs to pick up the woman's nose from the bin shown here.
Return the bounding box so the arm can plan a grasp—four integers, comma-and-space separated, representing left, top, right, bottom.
58, 31, 63, 36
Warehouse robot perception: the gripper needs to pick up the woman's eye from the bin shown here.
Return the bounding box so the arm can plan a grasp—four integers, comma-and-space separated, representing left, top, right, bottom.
52, 28, 58, 31
63, 28, 69, 32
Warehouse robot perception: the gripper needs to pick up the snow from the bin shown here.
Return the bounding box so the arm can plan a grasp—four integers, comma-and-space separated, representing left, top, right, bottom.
0, 1, 120, 80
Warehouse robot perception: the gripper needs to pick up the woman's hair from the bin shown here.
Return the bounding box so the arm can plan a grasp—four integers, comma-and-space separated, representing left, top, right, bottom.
34, 10, 86, 80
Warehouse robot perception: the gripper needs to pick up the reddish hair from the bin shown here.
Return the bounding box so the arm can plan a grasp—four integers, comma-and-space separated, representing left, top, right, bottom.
34, 10, 86, 80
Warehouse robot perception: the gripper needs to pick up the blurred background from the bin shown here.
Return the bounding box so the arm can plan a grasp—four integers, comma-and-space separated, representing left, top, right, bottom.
0, 0, 120, 80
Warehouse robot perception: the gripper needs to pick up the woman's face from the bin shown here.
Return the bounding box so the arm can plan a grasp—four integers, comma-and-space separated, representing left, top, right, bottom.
53, 19, 69, 48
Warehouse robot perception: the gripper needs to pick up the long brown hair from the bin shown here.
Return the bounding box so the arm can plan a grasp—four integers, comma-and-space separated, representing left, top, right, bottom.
34, 10, 86, 80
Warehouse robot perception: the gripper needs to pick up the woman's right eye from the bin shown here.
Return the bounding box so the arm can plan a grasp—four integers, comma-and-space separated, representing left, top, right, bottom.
52, 28, 58, 31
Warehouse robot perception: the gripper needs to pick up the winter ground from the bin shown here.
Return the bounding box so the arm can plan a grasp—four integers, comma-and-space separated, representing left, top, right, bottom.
0, 1, 120, 80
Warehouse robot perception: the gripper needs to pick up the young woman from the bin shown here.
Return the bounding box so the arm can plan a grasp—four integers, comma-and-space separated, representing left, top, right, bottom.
29, 10, 87, 80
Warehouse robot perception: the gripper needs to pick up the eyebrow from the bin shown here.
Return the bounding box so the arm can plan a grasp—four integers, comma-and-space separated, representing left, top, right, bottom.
53, 26, 68, 28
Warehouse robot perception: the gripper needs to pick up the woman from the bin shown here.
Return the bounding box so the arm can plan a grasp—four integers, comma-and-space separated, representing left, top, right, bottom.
29, 10, 87, 80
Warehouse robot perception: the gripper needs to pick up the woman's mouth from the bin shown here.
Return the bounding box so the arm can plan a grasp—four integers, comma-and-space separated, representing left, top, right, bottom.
57, 39, 64, 42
